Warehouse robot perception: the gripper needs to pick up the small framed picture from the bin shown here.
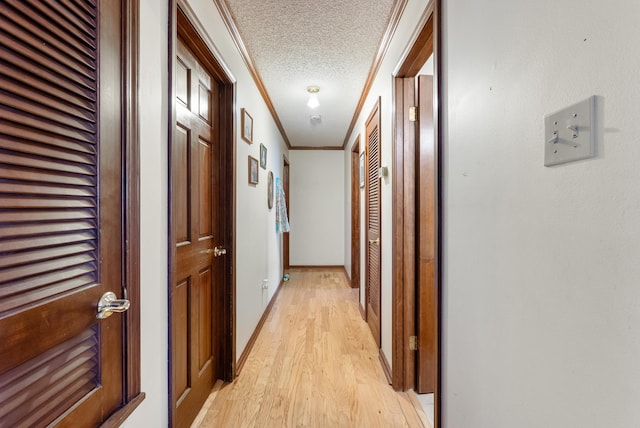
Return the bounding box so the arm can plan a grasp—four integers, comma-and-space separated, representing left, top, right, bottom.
359, 152, 365, 188
241, 108, 253, 144
260, 144, 267, 169
248, 155, 259, 184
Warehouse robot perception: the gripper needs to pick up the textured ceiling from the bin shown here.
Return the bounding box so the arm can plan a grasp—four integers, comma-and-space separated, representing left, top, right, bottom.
224, 0, 395, 148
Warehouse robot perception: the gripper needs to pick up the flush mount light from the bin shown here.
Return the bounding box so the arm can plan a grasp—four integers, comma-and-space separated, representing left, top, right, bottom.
307, 86, 320, 109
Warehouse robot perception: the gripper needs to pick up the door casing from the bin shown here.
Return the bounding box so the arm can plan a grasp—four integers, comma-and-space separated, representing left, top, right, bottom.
283, 155, 290, 272
350, 137, 361, 290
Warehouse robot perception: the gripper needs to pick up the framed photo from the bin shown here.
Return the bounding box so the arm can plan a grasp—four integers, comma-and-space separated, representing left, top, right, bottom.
241, 108, 253, 144
248, 155, 259, 184
267, 171, 274, 209
359, 152, 365, 188
260, 144, 267, 169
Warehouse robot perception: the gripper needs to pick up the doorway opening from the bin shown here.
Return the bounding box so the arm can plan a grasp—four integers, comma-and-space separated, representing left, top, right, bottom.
391, 0, 441, 426
350, 137, 361, 290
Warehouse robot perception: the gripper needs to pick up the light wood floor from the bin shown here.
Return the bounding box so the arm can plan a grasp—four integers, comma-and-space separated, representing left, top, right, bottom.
192, 269, 430, 428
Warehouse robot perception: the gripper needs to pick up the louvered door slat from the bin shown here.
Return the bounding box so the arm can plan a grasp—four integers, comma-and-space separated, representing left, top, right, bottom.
0, 196, 94, 209
0, 183, 95, 198
70, 0, 96, 18
0, 109, 95, 143
0, 273, 96, 313
0, 8, 95, 70
0, 62, 94, 112
0, 327, 98, 427
0, 15, 95, 78
0, 139, 94, 164
0, 76, 96, 123
0, 253, 95, 284
43, 0, 97, 32
1, 94, 95, 134
0, 242, 95, 270
0, 168, 95, 188
0, 152, 96, 176
0, 48, 95, 102
7, 1, 95, 60
0, 209, 94, 223
0, 231, 94, 251
23, 0, 96, 44
0, 124, 95, 154
0, 31, 95, 89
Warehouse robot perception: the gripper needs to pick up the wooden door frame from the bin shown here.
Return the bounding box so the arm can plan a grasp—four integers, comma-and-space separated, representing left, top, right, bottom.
283, 154, 290, 272
350, 137, 361, 290
114, 0, 145, 421
391, 0, 442, 424
168, 2, 236, 426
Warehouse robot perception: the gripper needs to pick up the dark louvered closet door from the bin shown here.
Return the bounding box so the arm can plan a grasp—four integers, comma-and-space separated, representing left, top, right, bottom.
365, 101, 381, 347
0, 1, 125, 426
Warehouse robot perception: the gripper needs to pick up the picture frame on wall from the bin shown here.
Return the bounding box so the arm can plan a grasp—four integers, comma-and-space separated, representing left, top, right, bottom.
359, 152, 365, 188
260, 144, 267, 169
241, 108, 253, 144
248, 155, 259, 184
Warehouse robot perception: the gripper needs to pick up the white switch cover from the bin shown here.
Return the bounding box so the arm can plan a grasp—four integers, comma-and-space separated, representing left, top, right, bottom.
544, 96, 597, 166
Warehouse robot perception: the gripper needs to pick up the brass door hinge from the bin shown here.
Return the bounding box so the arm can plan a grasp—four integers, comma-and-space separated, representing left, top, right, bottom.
409, 335, 418, 351
409, 106, 418, 122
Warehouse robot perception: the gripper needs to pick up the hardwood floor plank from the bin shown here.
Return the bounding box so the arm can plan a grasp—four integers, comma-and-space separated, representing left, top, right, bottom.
193, 269, 425, 427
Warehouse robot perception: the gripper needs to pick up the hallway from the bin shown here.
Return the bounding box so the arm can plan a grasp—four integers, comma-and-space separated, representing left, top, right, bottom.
192, 269, 430, 427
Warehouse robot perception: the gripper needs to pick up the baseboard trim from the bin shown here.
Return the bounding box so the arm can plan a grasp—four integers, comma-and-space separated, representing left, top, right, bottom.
406, 389, 434, 428
379, 348, 393, 384
101, 392, 145, 427
288, 265, 344, 271
236, 280, 284, 375
359, 303, 366, 321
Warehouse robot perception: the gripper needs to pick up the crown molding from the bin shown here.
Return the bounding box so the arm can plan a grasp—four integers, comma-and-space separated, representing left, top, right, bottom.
213, 0, 292, 149
341, 0, 408, 149
289, 146, 344, 151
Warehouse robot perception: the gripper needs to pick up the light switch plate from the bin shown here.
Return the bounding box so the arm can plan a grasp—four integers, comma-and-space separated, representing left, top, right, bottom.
544, 96, 597, 166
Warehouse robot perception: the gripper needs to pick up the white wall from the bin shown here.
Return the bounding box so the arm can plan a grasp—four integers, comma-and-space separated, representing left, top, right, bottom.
442, 0, 640, 427
289, 150, 345, 266
122, 1, 169, 426
123, 0, 288, 425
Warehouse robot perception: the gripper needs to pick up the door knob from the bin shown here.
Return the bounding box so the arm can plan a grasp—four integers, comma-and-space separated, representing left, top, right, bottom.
200, 246, 227, 257
369, 238, 380, 245
97, 291, 130, 319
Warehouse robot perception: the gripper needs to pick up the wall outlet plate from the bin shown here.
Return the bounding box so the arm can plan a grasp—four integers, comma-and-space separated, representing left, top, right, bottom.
544, 96, 597, 166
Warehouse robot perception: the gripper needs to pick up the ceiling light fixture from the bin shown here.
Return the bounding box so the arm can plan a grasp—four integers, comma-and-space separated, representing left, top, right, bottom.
307, 86, 320, 109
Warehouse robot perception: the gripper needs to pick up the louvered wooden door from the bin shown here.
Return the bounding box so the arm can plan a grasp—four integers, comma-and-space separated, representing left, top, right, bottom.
172, 35, 220, 428
0, 1, 126, 426
365, 102, 381, 347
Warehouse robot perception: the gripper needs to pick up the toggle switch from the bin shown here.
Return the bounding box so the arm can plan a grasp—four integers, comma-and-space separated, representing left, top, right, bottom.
544, 96, 597, 166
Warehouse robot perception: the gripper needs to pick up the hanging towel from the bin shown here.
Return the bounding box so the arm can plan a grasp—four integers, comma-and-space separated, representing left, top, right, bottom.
275, 177, 290, 233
